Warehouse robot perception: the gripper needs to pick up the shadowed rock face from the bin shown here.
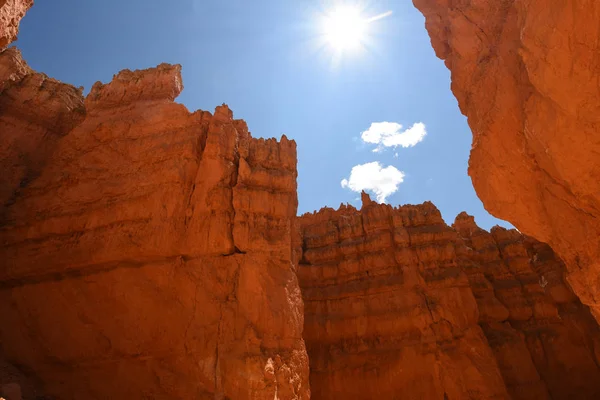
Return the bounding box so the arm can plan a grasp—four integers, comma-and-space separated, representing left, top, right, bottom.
297, 194, 600, 400
0, 358, 46, 400
0, 60, 309, 400
0, 0, 32, 49
454, 213, 600, 400
412, 0, 600, 320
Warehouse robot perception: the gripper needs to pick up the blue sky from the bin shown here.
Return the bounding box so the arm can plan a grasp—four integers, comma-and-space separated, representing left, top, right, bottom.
16, 0, 511, 229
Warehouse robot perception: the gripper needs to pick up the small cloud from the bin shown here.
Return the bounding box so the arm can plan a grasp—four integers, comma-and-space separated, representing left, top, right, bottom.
341, 162, 405, 203
361, 121, 427, 152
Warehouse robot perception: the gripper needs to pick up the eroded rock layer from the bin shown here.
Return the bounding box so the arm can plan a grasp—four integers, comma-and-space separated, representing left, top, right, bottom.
454, 213, 600, 399
0, 0, 32, 49
0, 48, 85, 213
297, 196, 600, 399
412, 0, 600, 320
0, 61, 309, 400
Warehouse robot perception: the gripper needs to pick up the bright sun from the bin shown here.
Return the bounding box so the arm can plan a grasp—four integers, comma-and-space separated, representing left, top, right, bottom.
323, 6, 368, 51
319, 5, 392, 58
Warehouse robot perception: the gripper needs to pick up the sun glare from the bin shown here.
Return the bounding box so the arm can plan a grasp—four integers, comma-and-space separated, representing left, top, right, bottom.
317, 5, 392, 62
323, 6, 367, 51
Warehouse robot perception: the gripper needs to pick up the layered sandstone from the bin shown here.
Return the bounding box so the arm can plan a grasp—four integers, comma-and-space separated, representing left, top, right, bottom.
297, 195, 600, 399
412, 0, 600, 320
454, 213, 600, 399
0, 62, 309, 399
0, 0, 32, 49
0, 48, 85, 213
297, 198, 509, 399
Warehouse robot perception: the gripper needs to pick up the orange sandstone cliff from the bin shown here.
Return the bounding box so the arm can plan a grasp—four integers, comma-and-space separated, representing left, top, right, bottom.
297, 196, 600, 399
0, 53, 309, 399
412, 0, 600, 320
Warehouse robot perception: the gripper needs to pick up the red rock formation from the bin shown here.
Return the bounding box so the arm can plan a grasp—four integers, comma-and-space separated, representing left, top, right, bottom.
454, 213, 600, 399
0, 48, 85, 212
412, 0, 600, 320
0, 62, 309, 399
0, 0, 32, 49
3, 1, 600, 397
297, 195, 600, 399
297, 196, 509, 399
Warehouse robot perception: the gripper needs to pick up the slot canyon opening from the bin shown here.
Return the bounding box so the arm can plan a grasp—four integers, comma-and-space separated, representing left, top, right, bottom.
1, 0, 599, 399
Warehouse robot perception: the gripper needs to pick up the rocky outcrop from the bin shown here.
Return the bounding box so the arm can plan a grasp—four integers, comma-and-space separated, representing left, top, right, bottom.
0, 0, 32, 49
454, 213, 600, 399
412, 1, 600, 320
0, 63, 309, 399
297, 197, 509, 399
0, 48, 85, 213
297, 195, 600, 399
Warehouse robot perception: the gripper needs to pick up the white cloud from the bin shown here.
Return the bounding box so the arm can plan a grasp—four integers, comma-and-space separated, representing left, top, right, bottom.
340, 162, 405, 203
361, 121, 427, 152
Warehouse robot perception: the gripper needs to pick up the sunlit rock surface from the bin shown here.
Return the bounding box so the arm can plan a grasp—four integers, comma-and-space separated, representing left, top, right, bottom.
413, 0, 600, 321
297, 194, 600, 399
0, 61, 309, 400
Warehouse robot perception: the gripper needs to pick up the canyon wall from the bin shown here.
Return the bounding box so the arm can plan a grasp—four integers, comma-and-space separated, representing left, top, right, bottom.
0, 56, 309, 399
412, 0, 600, 319
297, 195, 600, 400
3, 1, 600, 398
